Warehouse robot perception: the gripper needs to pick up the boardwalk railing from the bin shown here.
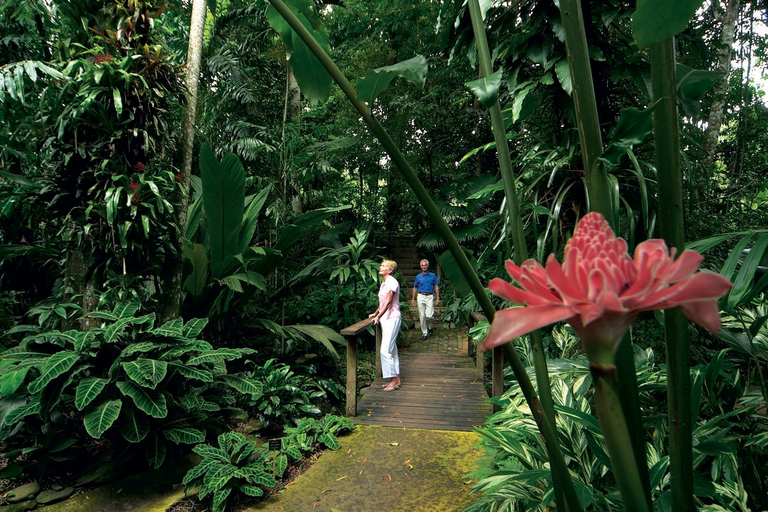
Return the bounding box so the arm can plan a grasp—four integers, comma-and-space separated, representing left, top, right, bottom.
340, 318, 380, 417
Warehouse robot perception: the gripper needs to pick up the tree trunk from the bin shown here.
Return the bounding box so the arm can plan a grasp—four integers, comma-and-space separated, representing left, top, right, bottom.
700, 0, 742, 172
159, 0, 207, 323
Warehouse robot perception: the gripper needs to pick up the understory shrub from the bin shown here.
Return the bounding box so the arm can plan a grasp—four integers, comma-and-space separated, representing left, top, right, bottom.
183, 414, 355, 512
0, 301, 264, 476
465, 342, 768, 511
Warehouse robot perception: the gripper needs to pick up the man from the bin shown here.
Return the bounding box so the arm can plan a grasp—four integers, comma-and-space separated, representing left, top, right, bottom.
410, 259, 440, 340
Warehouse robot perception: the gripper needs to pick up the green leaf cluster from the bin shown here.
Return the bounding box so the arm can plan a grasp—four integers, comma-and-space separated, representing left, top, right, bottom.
184, 414, 354, 512
0, 302, 262, 469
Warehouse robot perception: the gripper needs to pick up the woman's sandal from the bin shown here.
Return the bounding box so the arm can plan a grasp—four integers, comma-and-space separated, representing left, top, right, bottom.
383, 384, 399, 392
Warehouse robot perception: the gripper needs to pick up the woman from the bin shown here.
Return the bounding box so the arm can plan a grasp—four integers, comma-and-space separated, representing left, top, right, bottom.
369, 259, 401, 392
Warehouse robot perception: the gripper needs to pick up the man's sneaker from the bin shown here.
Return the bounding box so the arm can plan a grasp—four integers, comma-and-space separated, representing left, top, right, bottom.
428, 329, 434, 336
421, 333, 428, 340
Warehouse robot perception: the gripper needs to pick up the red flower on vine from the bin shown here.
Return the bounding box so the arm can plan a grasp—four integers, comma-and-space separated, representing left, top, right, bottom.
484, 212, 732, 354
131, 193, 141, 205
129, 181, 139, 191
174, 173, 182, 183
135, 162, 145, 171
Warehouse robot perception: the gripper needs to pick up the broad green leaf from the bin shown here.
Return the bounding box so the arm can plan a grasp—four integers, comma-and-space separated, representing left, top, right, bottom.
116, 380, 168, 418
438, 247, 479, 300
287, 324, 344, 359
202, 464, 238, 497
221, 375, 263, 396
240, 485, 264, 497
102, 317, 133, 343
182, 459, 216, 485
163, 427, 205, 444
4, 396, 41, 425
112, 301, 140, 319
27, 351, 79, 394
182, 318, 209, 339
465, 69, 502, 109
288, 6, 333, 104
123, 359, 168, 389
676, 64, 721, 101
84, 399, 122, 439
120, 406, 150, 443
0, 367, 29, 396
183, 243, 209, 296
169, 363, 213, 382
356, 55, 428, 105
200, 143, 245, 279
112, 88, 123, 115
75, 377, 108, 411
145, 432, 167, 469
726, 233, 768, 311
632, 0, 704, 48
238, 186, 272, 254
601, 105, 657, 166
212, 488, 232, 508
554, 58, 572, 95
188, 348, 248, 365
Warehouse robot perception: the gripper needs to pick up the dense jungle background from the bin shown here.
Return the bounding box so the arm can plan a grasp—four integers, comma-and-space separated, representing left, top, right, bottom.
1, 0, 767, 510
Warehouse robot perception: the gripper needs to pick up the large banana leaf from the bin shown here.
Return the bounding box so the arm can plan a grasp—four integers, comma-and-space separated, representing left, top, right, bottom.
120, 406, 150, 443
200, 143, 245, 279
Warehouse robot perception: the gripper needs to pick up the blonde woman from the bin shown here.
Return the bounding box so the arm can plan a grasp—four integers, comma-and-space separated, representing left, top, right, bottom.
369, 259, 402, 391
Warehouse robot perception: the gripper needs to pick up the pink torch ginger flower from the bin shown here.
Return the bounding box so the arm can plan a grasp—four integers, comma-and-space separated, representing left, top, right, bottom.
484, 212, 732, 357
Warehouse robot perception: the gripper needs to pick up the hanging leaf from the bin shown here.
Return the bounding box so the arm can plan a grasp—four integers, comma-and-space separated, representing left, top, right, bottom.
200, 144, 245, 279
163, 427, 205, 445
601, 105, 658, 166
632, 0, 704, 48
554, 58, 573, 95
465, 69, 502, 108
676, 64, 722, 101
438, 247, 479, 300
120, 406, 150, 443
356, 55, 428, 105
84, 399, 122, 439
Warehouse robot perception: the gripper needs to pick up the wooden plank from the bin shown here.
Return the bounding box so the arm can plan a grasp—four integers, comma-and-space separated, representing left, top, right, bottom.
340, 318, 373, 336
356, 351, 492, 431
345, 336, 358, 417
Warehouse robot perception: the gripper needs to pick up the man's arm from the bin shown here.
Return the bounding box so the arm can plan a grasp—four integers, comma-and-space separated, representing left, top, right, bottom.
433, 277, 440, 303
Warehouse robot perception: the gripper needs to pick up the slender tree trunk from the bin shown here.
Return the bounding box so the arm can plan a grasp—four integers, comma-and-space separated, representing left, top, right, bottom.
700, 0, 742, 172
159, 0, 207, 323
283, 63, 303, 215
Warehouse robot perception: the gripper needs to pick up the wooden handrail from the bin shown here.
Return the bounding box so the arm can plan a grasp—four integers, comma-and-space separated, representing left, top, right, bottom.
340, 318, 381, 417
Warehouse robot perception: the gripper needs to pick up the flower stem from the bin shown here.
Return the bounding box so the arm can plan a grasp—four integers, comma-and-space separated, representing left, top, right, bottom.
592, 363, 650, 512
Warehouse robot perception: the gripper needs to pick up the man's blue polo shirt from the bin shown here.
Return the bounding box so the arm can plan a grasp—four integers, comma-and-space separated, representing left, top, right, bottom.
414, 272, 439, 293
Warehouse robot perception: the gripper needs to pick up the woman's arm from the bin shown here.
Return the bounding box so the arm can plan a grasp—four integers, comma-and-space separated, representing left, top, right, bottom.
372, 291, 395, 324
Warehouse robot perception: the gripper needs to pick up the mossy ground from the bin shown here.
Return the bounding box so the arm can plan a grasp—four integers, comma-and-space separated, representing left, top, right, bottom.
247, 425, 484, 512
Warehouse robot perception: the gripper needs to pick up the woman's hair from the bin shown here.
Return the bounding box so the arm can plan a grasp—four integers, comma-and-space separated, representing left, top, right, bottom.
381, 259, 397, 272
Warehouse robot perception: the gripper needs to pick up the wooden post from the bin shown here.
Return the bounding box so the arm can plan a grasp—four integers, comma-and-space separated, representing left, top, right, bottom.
345, 335, 358, 417
469, 312, 485, 381
340, 318, 374, 418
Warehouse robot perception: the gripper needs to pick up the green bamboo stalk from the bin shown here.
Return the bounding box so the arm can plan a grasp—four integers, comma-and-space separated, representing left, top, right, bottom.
465, 2, 568, 509
557, 0, 614, 225
266, 2, 581, 510
649, 38, 695, 511
558, 1, 652, 508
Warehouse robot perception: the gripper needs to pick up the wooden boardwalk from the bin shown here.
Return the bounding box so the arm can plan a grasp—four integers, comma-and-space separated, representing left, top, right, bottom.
354, 327, 492, 431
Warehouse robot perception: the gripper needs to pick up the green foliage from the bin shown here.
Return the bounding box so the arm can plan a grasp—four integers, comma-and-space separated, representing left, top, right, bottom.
245, 358, 325, 431
0, 301, 261, 470
466, 343, 768, 511
356, 55, 428, 106
184, 415, 354, 512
